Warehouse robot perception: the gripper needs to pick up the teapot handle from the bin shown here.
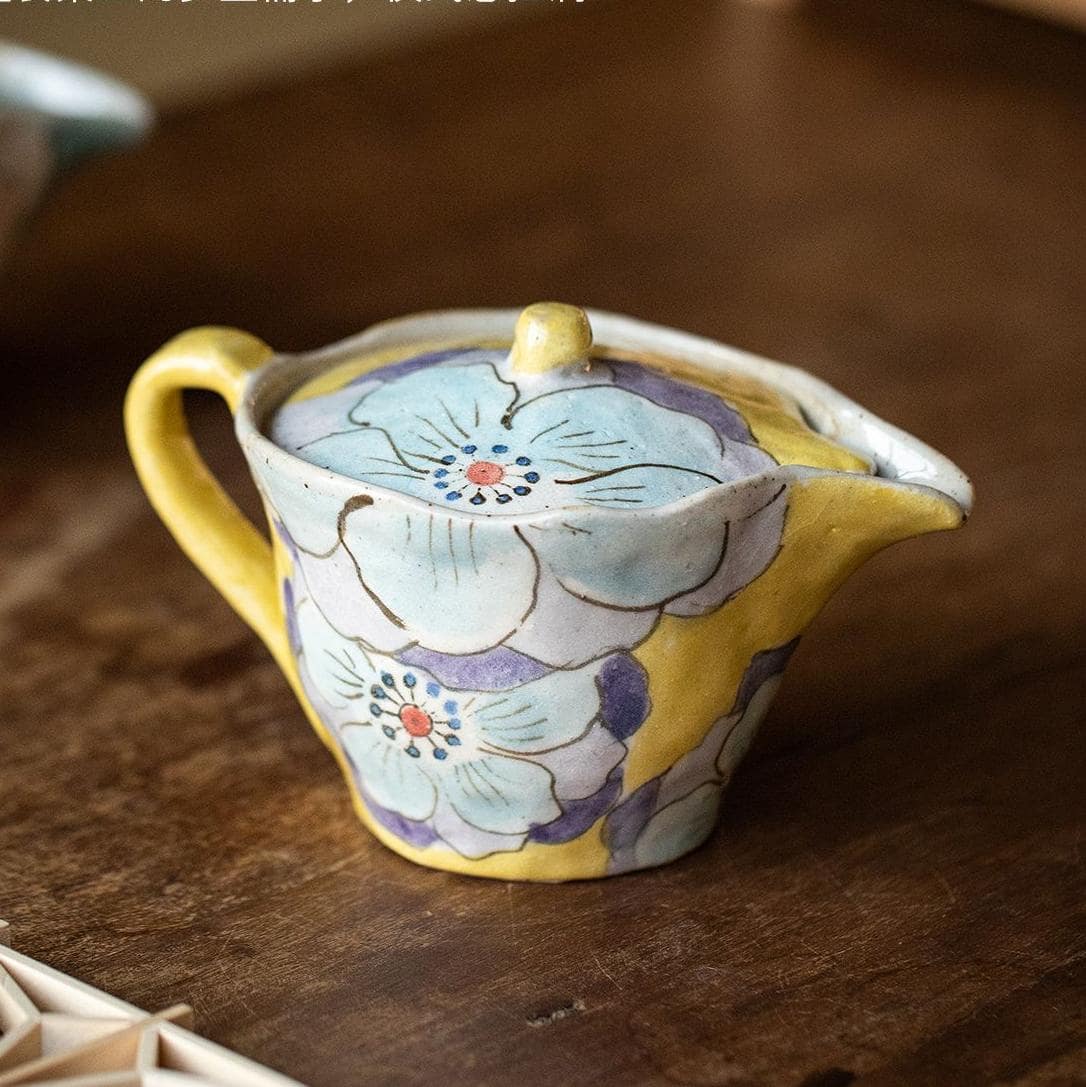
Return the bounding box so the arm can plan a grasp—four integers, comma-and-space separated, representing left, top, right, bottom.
124, 327, 290, 671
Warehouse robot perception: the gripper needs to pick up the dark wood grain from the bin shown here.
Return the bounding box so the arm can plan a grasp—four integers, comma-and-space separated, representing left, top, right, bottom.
1, 2, 1083, 1085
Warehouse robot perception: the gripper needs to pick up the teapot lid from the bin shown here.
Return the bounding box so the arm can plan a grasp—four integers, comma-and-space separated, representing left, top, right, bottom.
268, 303, 871, 514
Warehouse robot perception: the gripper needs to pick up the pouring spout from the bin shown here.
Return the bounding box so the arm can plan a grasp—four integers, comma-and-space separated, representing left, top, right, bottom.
844, 413, 973, 523
780, 398, 972, 574
622, 432, 969, 797
788, 468, 966, 579
792, 382, 974, 525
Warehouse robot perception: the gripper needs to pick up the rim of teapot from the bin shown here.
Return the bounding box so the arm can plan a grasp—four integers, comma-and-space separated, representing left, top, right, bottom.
234, 306, 973, 524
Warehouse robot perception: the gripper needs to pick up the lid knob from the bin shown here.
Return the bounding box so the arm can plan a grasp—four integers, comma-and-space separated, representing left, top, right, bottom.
510, 302, 593, 375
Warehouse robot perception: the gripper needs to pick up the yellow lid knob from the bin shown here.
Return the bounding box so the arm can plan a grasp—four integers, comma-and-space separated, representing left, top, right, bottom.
509, 302, 593, 375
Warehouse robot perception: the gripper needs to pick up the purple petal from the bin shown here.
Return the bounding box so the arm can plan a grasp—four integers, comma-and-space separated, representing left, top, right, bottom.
597, 653, 651, 740
608, 359, 755, 445
283, 579, 302, 657
397, 644, 550, 692
603, 777, 661, 854
528, 768, 624, 845
733, 637, 800, 714
349, 347, 480, 387
360, 788, 441, 849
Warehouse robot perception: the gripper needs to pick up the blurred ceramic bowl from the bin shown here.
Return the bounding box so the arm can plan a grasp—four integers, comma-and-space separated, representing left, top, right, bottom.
0, 42, 152, 263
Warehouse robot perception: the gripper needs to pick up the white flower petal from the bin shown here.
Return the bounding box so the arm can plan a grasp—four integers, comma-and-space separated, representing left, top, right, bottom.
293, 543, 414, 654
443, 754, 560, 835
340, 725, 438, 823
652, 674, 783, 812
652, 716, 731, 814
269, 383, 383, 464
502, 562, 657, 667
665, 485, 787, 616
294, 595, 381, 714
527, 505, 723, 609
715, 675, 781, 779
339, 505, 538, 655
430, 795, 528, 859
254, 463, 343, 557
532, 722, 626, 801
527, 473, 788, 610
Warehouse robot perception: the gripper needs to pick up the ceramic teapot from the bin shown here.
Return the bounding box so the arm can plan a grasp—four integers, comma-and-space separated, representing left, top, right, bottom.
125, 303, 972, 881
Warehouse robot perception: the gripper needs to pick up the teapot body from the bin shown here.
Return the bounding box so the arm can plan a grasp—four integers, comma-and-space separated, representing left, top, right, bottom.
127, 307, 971, 880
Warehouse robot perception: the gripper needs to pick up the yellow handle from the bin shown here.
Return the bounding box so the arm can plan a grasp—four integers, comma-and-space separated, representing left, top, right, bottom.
124, 327, 290, 670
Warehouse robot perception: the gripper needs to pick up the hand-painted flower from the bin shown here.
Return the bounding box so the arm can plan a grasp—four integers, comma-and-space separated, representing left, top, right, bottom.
604, 639, 798, 874
257, 348, 787, 667
293, 593, 625, 859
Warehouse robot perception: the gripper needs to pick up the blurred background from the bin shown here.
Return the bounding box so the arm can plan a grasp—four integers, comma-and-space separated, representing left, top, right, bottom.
3, 0, 1083, 415
3, 2, 519, 109
3, 0, 1085, 110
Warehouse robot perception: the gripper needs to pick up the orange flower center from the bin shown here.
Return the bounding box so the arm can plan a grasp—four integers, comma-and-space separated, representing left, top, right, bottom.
466, 460, 505, 486
399, 705, 433, 737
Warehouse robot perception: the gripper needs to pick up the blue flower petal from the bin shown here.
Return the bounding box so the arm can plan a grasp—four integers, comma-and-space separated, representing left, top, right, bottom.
444, 756, 559, 835
340, 727, 437, 822
473, 666, 599, 754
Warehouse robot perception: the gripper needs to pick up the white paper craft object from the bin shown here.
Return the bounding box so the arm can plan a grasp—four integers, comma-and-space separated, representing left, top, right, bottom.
0, 921, 305, 1086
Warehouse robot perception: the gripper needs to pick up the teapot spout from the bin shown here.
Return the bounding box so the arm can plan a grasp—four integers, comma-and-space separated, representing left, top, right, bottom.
789, 467, 966, 578
783, 402, 972, 583
622, 417, 970, 797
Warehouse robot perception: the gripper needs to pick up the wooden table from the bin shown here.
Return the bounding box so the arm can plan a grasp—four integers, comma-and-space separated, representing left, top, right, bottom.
2, 2, 1083, 1084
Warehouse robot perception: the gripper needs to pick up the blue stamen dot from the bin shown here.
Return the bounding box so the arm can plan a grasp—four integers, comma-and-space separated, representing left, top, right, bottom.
516, 456, 531, 466
513, 486, 531, 496
382, 724, 396, 739
496, 494, 512, 504
447, 735, 462, 746
369, 703, 383, 717
434, 468, 448, 478
433, 748, 448, 761
426, 681, 441, 697
470, 494, 485, 505
445, 491, 462, 501
403, 673, 416, 688
491, 444, 509, 454
407, 745, 421, 758
444, 700, 458, 714
441, 455, 456, 465
381, 673, 395, 687
434, 481, 448, 490
371, 685, 386, 699
461, 444, 477, 454
524, 472, 540, 483
448, 717, 461, 730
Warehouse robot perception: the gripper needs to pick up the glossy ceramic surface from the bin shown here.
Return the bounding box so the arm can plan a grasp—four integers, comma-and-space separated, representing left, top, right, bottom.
126, 305, 972, 880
